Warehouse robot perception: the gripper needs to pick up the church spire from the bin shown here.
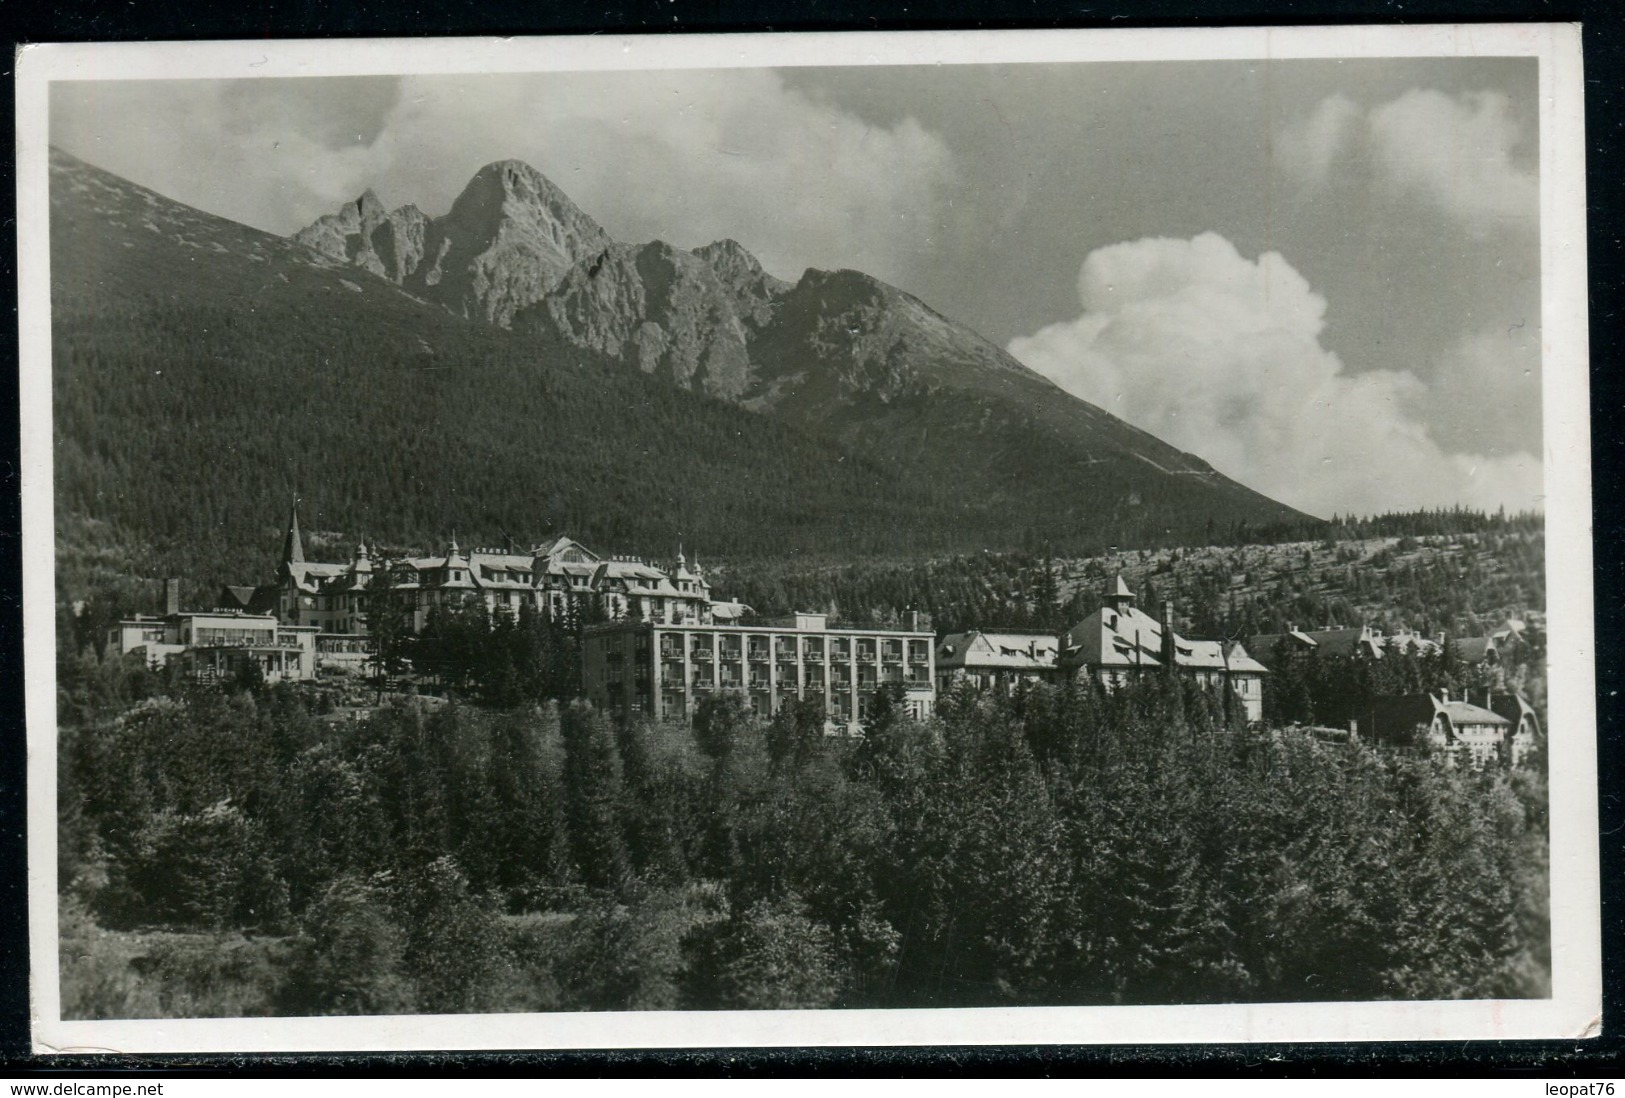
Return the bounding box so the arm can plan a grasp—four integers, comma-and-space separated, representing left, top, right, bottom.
281, 495, 305, 565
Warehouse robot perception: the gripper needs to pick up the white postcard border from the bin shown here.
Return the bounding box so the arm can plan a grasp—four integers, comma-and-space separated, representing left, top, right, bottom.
17, 22, 1599, 1053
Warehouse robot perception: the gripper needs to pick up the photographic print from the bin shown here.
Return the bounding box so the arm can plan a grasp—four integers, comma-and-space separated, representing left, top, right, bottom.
19, 26, 1599, 1052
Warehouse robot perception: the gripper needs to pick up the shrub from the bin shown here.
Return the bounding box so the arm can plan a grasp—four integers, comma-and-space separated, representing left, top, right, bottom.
683, 893, 842, 1010
281, 874, 415, 1016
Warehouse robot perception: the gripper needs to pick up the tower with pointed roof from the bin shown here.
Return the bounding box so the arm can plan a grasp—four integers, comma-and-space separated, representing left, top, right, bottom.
1104, 573, 1135, 614
281, 496, 305, 566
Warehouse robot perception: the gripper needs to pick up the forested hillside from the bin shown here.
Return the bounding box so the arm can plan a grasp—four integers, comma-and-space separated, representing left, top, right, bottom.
51, 148, 1305, 606
720, 511, 1543, 640
58, 666, 1549, 1017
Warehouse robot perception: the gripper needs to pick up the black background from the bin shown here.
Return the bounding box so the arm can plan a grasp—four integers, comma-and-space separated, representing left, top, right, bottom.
1, 0, 1620, 1077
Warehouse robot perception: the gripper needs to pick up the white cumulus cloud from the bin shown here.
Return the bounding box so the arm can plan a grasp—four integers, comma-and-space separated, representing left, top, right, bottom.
1278, 88, 1537, 235
1006, 232, 1542, 516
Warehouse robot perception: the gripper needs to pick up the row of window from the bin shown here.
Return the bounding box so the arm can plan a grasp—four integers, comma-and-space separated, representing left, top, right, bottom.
655, 636, 931, 662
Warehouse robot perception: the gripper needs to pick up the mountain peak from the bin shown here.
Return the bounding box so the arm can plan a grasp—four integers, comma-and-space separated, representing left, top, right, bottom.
354, 189, 386, 221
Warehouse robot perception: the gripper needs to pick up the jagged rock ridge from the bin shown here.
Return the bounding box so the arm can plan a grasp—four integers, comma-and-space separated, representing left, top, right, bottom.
288, 154, 1301, 523
293, 191, 429, 283
294, 160, 612, 325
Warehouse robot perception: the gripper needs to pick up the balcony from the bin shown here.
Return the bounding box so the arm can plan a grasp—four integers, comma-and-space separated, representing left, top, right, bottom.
773, 643, 797, 660
803, 644, 824, 662
829, 642, 851, 660
719, 646, 743, 661
857, 643, 877, 661
882, 644, 904, 663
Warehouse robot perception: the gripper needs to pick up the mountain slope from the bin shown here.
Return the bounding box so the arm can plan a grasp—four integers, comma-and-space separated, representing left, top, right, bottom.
52, 148, 1308, 601
290, 159, 1303, 540
49, 149, 985, 597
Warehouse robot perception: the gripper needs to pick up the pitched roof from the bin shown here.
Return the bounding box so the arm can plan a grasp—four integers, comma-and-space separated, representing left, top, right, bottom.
1063, 605, 1165, 669
1453, 636, 1497, 663
1222, 640, 1270, 674
1246, 629, 1317, 656
1304, 627, 1381, 658
937, 631, 1059, 671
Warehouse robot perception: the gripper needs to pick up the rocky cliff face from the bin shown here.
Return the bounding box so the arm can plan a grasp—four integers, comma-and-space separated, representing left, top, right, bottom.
513, 239, 784, 399
292, 191, 429, 283
294, 159, 611, 326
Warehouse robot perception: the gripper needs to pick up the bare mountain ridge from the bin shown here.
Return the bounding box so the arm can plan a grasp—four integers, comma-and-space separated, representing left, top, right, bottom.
295, 159, 1245, 491
294, 160, 613, 325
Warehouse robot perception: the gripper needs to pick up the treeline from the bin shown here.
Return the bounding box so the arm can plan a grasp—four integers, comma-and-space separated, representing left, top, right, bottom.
60, 658, 1549, 1017
1207, 506, 1544, 547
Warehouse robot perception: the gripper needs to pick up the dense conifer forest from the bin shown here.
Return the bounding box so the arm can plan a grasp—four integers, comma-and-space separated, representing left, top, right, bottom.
58, 655, 1549, 1017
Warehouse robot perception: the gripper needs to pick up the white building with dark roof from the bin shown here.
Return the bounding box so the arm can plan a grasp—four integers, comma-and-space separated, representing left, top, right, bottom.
1059, 575, 1268, 723
935, 631, 1060, 694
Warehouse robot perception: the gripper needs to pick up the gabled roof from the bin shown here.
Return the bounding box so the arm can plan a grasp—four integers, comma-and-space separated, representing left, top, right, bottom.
534, 536, 600, 565
1222, 640, 1269, 674
1489, 692, 1541, 735
285, 560, 349, 593
1063, 605, 1165, 669
1304, 627, 1381, 658
1246, 629, 1318, 656
1453, 636, 1497, 663
1365, 693, 1509, 744
937, 631, 1059, 671
1064, 606, 1269, 674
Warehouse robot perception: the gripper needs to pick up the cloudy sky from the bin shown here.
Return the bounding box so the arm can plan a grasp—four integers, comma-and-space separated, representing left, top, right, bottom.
50, 58, 1542, 517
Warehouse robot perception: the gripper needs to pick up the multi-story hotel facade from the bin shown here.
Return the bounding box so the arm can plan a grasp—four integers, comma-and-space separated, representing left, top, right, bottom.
582, 612, 936, 734
226, 503, 753, 668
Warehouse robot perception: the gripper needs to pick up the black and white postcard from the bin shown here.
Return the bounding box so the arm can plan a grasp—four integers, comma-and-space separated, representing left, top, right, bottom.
17, 25, 1599, 1052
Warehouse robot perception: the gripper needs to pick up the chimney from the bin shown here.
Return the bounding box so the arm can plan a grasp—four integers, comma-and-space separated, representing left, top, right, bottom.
909, 610, 921, 632
164, 578, 180, 617
1161, 599, 1176, 669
